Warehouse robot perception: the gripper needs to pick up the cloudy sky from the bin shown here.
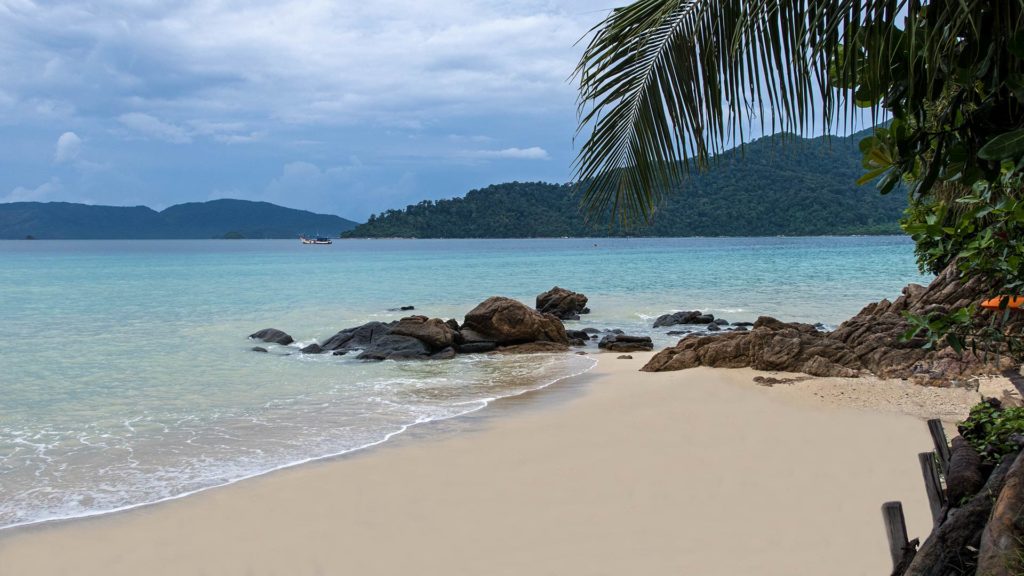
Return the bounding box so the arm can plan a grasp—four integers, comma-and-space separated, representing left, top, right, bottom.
0, 0, 615, 221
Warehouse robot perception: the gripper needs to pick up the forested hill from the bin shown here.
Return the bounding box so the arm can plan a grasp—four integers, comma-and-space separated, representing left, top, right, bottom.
0, 199, 358, 239
343, 131, 906, 238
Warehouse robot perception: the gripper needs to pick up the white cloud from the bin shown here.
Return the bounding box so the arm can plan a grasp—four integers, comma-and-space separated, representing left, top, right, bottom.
2, 178, 61, 203
467, 146, 550, 160
118, 113, 192, 143
53, 131, 81, 163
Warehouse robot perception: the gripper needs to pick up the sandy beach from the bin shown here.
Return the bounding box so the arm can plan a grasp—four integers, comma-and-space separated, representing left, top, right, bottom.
0, 352, 982, 576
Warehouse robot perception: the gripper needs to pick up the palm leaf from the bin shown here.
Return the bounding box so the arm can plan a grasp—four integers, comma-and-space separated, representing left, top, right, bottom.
573, 0, 1008, 224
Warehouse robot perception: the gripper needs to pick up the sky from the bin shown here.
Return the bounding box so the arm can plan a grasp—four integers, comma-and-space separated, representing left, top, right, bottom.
0, 0, 616, 221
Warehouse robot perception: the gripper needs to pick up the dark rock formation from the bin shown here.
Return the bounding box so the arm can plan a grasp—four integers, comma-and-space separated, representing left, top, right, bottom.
463, 297, 568, 345
713, 318, 729, 326
706, 323, 720, 332
388, 305, 416, 311
581, 327, 601, 334
355, 334, 432, 361
299, 343, 323, 354
496, 341, 570, 354
599, 334, 654, 353
977, 451, 1024, 575
320, 321, 395, 353
536, 286, 589, 320
946, 437, 984, 505
653, 311, 705, 328
250, 346, 268, 353
455, 341, 497, 354
905, 454, 1017, 576
249, 328, 294, 345
644, 264, 1020, 384
617, 355, 633, 359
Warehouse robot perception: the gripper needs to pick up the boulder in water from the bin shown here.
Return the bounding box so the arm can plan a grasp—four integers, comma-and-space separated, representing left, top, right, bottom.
536, 286, 589, 320
249, 328, 294, 345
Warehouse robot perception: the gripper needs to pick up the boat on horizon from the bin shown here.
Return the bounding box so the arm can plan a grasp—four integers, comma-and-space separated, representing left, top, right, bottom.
300, 235, 333, 245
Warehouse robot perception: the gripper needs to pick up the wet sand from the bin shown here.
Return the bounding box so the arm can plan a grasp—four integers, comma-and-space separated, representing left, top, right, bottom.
0, 352, 978, 576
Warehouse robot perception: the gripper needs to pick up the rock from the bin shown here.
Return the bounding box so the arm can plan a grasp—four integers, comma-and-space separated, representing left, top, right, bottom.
581, 327, 601, 334
666, 330, 690, 336
389, 315, 457, 350
463, 297, 569, 345
946, 436, 984, 505
566, 329, 590, 340
332, 350, 348, 356
906, 454, 1017, 576
355, 334, 432, 361
321, 321, 395, 352
249, 328, 294, 345
250, 346, 268, 353
497, 342, 570, 354
455, 341, 497, 354
617, 355, 633, 359
299, 343, 323, 354
444, 319, 460, 332
713, 318, 729, 325
599, 334, 654, 353
388, 305, 416, 311
653, 311, 703, 328
430, 347, 457, 360
977, 451, 1024, 575
536, 286, 589, 320
732, 321, 754, 327
643, 316, 862, 377
706, 324, 720, 332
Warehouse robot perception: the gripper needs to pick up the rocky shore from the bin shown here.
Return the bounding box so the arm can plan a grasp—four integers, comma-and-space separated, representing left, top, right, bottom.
644, 263, 1021, 386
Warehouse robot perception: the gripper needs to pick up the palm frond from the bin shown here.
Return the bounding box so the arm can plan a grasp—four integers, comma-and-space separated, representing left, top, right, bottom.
574, 0, 1007, 224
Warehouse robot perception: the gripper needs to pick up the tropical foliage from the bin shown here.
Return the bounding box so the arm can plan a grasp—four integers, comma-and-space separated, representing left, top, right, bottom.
575, 0, 1024, 359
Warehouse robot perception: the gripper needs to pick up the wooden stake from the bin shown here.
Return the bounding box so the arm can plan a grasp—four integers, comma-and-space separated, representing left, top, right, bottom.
882, 501, 912, 572
927, 419, 951, 473
919, 452, 946, 526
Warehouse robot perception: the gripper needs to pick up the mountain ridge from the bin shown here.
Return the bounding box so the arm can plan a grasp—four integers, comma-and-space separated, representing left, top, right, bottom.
0, 198, 359, 239
343, 130, 907, 238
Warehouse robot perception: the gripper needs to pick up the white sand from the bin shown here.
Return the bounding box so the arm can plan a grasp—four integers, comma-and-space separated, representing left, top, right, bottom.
0, 352, 978, 576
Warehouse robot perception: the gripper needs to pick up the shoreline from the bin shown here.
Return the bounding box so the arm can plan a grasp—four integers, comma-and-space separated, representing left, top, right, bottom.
0, 353, 600, 534
0, 351, 984, 575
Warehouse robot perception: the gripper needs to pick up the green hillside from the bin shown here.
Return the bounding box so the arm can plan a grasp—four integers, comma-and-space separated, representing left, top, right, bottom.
343, 131, 906, 238
0, 199, 358, 239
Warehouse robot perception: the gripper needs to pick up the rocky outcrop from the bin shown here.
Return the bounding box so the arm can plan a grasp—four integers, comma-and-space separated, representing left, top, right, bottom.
463, 297, 569, 345
536, 287, 589, 320
644, 264, 1020, 385
643, 316, 862, 377
263, 296, 575, 362
598, 334, 654, 353
653, 311, 715, 328
389, 315, 456, 350
320, 321, 395, 353
249, 328, 294, 345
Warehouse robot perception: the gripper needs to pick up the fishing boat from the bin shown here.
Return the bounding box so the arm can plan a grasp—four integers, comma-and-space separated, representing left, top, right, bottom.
300, 235, 333, 245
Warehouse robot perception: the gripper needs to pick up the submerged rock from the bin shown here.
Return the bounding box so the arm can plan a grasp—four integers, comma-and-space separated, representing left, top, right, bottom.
653, 311, 715, 328
250, 346, 268, 353
249, 328, 294, 345
355, 334, 432, 361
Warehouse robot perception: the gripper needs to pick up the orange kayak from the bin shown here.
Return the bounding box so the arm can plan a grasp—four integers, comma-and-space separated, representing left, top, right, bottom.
981, 296, 1024, 310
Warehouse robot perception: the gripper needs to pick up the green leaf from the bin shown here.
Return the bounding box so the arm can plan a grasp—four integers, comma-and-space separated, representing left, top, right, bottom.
978, 129, 1024, 161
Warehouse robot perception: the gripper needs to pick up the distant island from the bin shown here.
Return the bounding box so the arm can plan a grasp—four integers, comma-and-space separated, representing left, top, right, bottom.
0, 199, 358, 239
344, 130, 907, 238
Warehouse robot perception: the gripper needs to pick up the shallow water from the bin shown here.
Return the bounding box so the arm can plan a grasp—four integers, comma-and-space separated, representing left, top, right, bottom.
0, 236, 929, 528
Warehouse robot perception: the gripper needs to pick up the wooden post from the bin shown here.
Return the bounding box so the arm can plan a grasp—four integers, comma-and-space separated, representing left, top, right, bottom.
927, 419, 951, 473
882, 501, 912, 572
919, 452, 946, 526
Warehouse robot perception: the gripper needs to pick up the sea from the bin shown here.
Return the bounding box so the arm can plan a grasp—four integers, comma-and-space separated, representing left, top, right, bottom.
0, 236, 930, 530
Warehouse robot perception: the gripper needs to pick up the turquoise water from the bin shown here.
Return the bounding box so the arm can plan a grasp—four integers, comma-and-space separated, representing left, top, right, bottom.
0, 237, 929, 529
